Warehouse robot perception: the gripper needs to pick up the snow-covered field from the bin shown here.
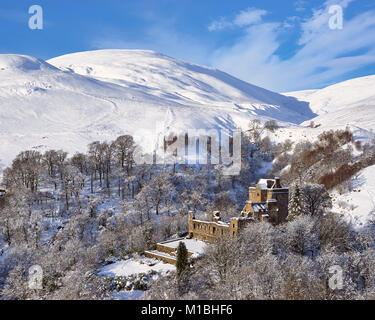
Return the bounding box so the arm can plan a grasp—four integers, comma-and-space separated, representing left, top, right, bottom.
98, 256, 175, 277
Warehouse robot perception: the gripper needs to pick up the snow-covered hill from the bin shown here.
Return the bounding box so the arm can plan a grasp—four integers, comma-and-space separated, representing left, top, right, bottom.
48, 50, 313, 116
0, 50, 313, 166
285, 76, 375, 228
285, 75, 375, 133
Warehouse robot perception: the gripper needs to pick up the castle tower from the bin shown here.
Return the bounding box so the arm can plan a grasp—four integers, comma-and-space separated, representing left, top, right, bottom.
267, 177, 289, 223
188, 211, 195, 238
242, 177, 289, 224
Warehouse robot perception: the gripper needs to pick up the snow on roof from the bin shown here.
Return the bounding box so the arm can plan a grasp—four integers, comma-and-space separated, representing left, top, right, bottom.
160, 238, 207, 254
258, 179, 270, 189
252, 203, 267, 212
192, 219, 230, 226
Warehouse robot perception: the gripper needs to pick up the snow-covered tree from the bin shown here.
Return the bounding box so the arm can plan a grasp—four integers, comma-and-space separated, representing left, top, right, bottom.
288, 185, 304, 221
301, 183, 332, 216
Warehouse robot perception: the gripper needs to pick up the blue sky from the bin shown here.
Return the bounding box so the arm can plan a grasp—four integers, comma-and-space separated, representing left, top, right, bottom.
1, 0, 375, 92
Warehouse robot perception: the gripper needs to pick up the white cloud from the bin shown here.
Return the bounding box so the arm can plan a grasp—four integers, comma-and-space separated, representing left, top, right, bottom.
299, 0, 354, 45
208, 7, 268, 31
208, 17, 232, 31
233, 8, 268, 27
210, 0, 375, 92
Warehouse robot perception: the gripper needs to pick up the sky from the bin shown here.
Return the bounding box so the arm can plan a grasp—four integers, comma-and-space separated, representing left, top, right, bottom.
1, 0, 375, 92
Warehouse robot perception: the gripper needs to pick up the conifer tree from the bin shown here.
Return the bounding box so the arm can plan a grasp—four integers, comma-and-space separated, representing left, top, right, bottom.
176, 242, 189, 278
288, 185, 303, 221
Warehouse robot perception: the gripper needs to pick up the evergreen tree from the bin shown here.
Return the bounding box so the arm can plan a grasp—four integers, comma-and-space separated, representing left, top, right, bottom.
176, 242, 189, 278
288, 185, 303, 221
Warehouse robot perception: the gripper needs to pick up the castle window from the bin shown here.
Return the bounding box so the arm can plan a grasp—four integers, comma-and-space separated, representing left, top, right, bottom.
213, 227, 216, 234
193, 223, 196, 229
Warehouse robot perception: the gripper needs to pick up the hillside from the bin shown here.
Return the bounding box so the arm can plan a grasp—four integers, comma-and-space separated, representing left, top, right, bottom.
284, 76, 375, 228
0, 50, 315, 167
285, 75, 375, 133
331, 164, 375, 227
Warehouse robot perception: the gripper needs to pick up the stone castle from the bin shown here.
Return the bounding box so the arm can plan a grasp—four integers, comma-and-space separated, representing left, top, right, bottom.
188, 177, 289, 242
241, 177, 289, 225
145, 177, 289, 264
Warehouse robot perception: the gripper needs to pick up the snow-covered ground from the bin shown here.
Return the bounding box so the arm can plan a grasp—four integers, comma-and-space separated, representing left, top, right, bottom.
98, 255, 175, 300
112, 290, 145, 300
285, 75, 375, 116
285, 75, 375, 134
98, 256, 175, 277
331, 164, 375, 228
160, 238, 207, 254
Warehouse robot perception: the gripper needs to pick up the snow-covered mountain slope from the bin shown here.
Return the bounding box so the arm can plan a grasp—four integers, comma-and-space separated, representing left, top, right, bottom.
48, 50, 313, 119
0, 50, 313, 166
331, 164, 375, 228
285, 75, 375, 133
283, 76, 375, 228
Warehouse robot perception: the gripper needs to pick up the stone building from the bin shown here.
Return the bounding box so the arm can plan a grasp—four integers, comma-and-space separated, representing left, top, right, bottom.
188, 177, 289, 242
241, 177, 289, 225
146, 177, 289, 264
187, 211, 251, 242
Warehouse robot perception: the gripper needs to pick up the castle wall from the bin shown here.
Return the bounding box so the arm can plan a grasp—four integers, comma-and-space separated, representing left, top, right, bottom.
249, 186, 268, 203
188, 218, 231, 242
268, 188, 289, 223
144, 251, 177, 265
188, 212, 255, 242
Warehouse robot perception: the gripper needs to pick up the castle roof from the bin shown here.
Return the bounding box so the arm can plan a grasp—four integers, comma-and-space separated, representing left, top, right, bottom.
252, 203, 267, 212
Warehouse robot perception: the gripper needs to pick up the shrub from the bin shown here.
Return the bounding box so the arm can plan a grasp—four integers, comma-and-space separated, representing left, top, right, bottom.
319, 162, 363, 190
